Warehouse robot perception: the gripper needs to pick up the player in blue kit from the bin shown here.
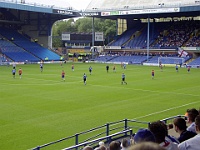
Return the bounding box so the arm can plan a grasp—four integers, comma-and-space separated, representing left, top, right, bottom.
12, 67, 16, 78
121, 73, 127, 85
40, 63, 43, 72
89, 66, 92, 75
83, 73, 87, 85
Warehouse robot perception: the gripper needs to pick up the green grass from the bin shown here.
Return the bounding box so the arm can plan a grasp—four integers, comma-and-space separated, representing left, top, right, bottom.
0, 63, 200, 150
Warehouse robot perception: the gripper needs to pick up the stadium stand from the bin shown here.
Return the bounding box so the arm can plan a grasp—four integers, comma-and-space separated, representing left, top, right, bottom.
0, 37, 39, 62
145, 56, 160, 64
151, 20, 200, 49
149, 56, 190, 65
85, 0, 198, 11
107, 20, 200, 50
187, 57, 200, 67
94, 55, 118, 62
108, 24, 143, 47
124, 22, 168, 49
0, 27, 60, 61
0, 0, 81, 64
0, 0, 200, 149
109, 55, 149, 64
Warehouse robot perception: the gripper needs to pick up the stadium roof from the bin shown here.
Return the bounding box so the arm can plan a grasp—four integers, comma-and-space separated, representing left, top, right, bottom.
0, 1, 81, 36
83, 0, 200, 19
0, 0, 81, 17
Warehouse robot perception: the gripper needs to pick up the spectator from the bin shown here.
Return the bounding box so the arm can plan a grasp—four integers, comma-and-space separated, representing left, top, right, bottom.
99, 145, 106, 150
83, 146, 93, 150
109, 141, 121, 150
186, 108, 199, 133
129, 133, 136, 145
133, 129, 156, 144
97, 141, 106, 150
121, 138, 129, 150
149, 121, 179, 150
128, 142, 165, 150
159, 121, 179, 144
173, 117, 196, 143
99, 141, 104, 147
178, 115, 200, 150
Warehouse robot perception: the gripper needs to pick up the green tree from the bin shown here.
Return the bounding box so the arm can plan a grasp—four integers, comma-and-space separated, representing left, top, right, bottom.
52, 17, 116, 48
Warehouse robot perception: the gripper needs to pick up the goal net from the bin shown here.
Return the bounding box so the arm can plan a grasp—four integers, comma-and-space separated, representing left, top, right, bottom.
158, 57, 185, 65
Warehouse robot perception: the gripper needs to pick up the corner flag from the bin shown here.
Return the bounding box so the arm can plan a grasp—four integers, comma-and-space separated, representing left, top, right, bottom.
178, 47, 188, 57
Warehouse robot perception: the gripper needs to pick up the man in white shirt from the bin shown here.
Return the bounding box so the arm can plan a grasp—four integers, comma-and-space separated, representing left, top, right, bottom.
186, 108, 199, 133
178, 115, 200, 150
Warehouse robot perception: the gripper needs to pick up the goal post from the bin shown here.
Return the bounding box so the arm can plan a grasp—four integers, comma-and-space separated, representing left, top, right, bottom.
158, 57, 185, 65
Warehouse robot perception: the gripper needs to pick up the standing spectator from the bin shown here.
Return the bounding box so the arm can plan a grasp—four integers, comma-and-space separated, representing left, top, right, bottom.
186, 108, 199, 133
178, 115, 200, 150
173, 117, 196, 143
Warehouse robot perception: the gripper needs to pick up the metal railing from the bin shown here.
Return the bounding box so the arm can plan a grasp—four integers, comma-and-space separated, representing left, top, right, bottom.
31, 115, 184, 150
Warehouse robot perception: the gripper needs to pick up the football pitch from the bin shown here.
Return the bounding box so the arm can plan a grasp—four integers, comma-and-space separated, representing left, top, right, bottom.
0, 63, 200, 150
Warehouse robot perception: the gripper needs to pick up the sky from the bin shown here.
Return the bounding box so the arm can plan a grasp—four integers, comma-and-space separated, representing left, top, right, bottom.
25, 0, 92, 10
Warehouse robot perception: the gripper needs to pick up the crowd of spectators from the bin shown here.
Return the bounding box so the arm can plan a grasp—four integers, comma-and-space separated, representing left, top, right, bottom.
100, 51, 180, 57
152, 20, 200, 48
82, 108, 200, 150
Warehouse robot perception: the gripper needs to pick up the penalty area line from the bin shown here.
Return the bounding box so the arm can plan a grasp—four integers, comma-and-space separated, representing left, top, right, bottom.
134, 101, 200, 120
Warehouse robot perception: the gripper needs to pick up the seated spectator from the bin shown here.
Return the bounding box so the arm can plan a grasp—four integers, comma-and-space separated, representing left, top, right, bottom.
99, 141, 104, 147
186, 108, 199, 133
83, 145, 94, 150
109, 141, 121, 150
97, 141, 106, 150
178, 115, 200, 150
121, 138, 129, 150
128, 142, 165, 150
149, 121, 179, 150
160, 121, 179, 144
99, 145, 106, 150
173, 117, 196, 143
133, 129, 156, 144
129, 133, 136, 145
